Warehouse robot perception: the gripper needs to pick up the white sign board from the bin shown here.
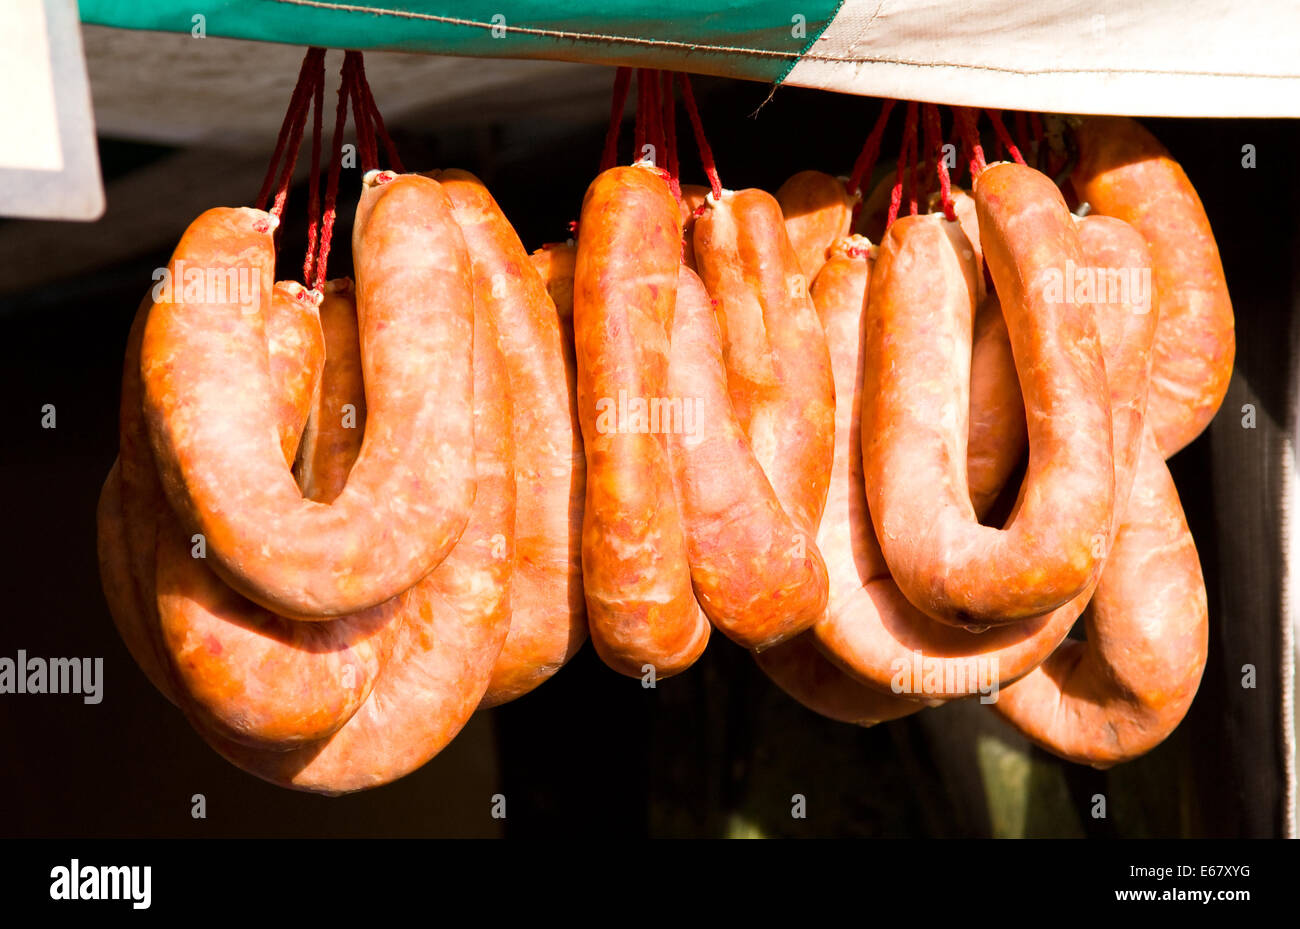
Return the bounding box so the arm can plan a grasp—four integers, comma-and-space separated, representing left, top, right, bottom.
0, 0, 103, 220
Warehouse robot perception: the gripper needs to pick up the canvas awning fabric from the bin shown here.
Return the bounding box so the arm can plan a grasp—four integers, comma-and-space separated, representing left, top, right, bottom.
80, 0, 1300, 117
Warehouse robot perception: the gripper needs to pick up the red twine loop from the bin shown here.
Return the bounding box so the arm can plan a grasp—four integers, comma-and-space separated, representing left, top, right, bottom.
678, 74, 722, 201
355, 54, 403, 173
256, 47, 326, 220
906, 102, 920, 216
885, 101, 919, 230
595, 67, 720, 202
954, 107, 987, 181
309, 52, 358, 291
925, 103, 957, 222
985, 109, 1026, 166
635, 68, 668, 168
256, 47, 322, 213
600, 68, 633, 173
346, 53, 377, 174
660, 71, 681, 200
847, 99, 895, 202
633, 69, 649, 161
303, 53, 326, 285
1014, 111, 1031, 158
253, 48, 403, 290
847, 101, 1046, 230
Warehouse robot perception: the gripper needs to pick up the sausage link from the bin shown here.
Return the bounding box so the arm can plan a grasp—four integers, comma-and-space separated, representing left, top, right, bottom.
991, 430, 1208, 766
966, 292, 1026, 518
754, 631, 929, 726
108, 280, 331, 709
154, 280, 401, 750
818, 200, 1157, 696
141, 177, 476, 618
811, 236, 1062, 697
102, 293, 179, 703
154, 521, 401, 749
852, 167, 899, 244
532, 233, 808, 654
987, 212, 1156, 551
97, 460, 175, 699
666, 265, 829, 649
752, 240, 925, 720
1073, 214, 1159, 518
263, 281, 325, 465
693, 188, 836, 536
295, 279, 366, 502
925, 188, 1011, 515
864, 165, 1114, 628
435, 169, 587, 707
1071, 116, 1234, 456
928, 186, 987, 305
679, 183, 710, 271
193, 290, 516, 793
775, 170, 856, 284
530, 243, 576, 323
574, 165, 709, 678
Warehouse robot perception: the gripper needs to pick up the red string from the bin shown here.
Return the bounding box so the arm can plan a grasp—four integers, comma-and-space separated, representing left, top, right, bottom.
344, 53, 366, 172
678, 74, 722, 200
303, 52, 325, 286
599, 68, 632, 172
885, 105, 913, 230
925, 104, 956, 221
954, 107, 987, 180
886, 154, 905, 230
922, 106, 945, 207
905, 102, 920, 216
633, 70, 648, 161
651, 74, 667, 164
255, 48, 321, 212
311, 53, 355, 291
660, 71, 681, 199
919, 102, 936, 210
1029, 112, 1049, 173
269, 49, 324, 219
1014, 111, 1030, 157
355, 54, 404, 172
937, 145, 955, 219
357, 58, 380, 172
646, 71, 660, 159
346, 52, 378, 174
985, 109, 1026, 166
847, 99, 896, 199
641, 69, 666, 166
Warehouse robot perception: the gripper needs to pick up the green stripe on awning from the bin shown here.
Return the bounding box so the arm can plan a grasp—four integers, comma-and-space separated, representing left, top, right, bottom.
80, 0, 843, 84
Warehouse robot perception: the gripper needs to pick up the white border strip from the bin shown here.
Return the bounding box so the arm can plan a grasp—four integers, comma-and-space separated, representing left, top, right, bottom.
1285, 265, 1299, 839
785, 0, 1300, 117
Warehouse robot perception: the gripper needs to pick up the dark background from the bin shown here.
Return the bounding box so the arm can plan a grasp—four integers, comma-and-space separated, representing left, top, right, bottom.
0, 73, 1294, 837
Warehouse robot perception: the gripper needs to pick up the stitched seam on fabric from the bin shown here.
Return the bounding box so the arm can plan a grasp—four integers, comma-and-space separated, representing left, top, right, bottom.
844, 0, 888, 57
793, 51, 1300, 80
268, 2, 1300, 80
775, 0, 847, 85
272, 0, 804, 58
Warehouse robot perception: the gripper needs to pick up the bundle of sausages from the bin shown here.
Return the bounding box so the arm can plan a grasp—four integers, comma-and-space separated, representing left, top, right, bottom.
97, 169, 586, 794
562, 114, 1226, 767
754, 116, 1227, 766
97, 112, 1229, 793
